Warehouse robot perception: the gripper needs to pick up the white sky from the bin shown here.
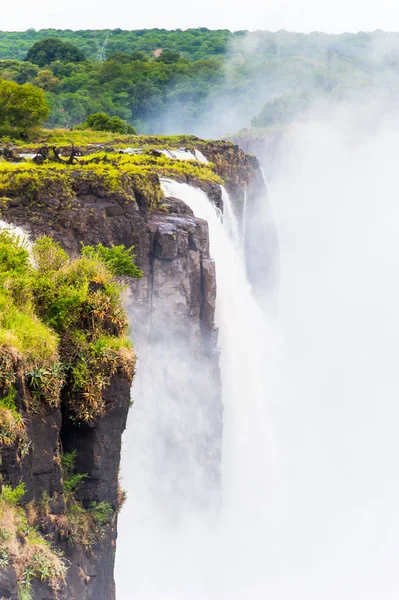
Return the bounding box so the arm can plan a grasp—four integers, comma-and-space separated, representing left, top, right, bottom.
2, 0, 399, 33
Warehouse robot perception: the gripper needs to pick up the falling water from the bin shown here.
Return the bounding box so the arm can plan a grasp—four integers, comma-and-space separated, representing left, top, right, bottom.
264, 117, 399, 599
118, 113, 399, 599
0, 220, 33, 261
116, 179, 278, 598
160, 180, 275, 514
220, 185, 240, 250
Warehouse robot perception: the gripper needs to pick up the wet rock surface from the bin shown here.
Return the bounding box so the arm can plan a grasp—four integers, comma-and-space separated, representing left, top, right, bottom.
0, 172, 223, 599
0, 141, 268, 598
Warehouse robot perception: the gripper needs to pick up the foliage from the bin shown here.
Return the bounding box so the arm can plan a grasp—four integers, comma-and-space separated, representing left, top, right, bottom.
81, 112, 136, 134
24, 37, 86, 67
0, 482, 67, 599
0, 230, 135, 423
0, 230, 60, 403
58, 451, 114, 548
0, 482, 26, 506
251, 92, 312, 127
61, 451, 88, 493
0, 388, 28, 454
156, 50, 183, 64
81, 243, 143, 277
0, 79, 49, 134
32, 237, 136, 421
0, 28, 397, 134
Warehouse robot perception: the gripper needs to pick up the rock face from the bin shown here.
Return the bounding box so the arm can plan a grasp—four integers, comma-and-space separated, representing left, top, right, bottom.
0, 165, 224, 599
0, 141, 267, 598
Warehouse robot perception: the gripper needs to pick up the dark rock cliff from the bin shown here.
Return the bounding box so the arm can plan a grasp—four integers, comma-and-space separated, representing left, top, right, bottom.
0, 140, 267, 599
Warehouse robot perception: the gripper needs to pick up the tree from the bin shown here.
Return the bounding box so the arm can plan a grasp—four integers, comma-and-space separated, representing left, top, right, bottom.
156, 50, 183, 64
0, 79, 50, 132
80, 112, 136, 134
32, 69, 62, 92
24, 38, 86, 68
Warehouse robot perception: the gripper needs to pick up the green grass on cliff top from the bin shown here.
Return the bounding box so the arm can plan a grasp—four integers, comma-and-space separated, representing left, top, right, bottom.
0, 148, 223, 199
9, 128, 231, 150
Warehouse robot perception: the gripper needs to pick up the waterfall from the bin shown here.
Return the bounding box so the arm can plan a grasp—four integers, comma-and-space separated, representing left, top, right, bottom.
193, 149, 209, 164
160, 148, 205, 162
242, 186, 248, 243
220, 185, 240, 250
0, 220, 33, 261
160, 180, 276, 513
116, 179, 278, 598
122, 147, 208, 163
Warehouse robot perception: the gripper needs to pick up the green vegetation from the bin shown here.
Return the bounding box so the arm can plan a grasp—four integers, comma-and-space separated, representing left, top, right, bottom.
0, 483, 67, 599
32, 236, 137, 422
0, 229, 137, 591
0, 230, 137, 424
0, 151, 220, 215
0, 229, 62, 413
81, 243, 143, 277
0, 28, 398, 135
25, 37, 86, 68
58, 451, 114, 549
0, 387, 28, 454
0, 79, 49, 136
80, 112, 136, 134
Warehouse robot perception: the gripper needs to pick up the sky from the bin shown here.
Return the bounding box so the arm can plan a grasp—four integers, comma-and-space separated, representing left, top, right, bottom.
3, 0, 399, 33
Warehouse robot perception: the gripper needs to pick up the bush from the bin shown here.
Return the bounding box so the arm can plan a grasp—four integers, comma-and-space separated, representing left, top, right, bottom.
0, 79, 50, 133
0, 232, 136, 423
80, 112, 136, 134
0, 388, 29, 454
81, 243, 143, 277
58, 451, 114, 548
0, 483, 67, 598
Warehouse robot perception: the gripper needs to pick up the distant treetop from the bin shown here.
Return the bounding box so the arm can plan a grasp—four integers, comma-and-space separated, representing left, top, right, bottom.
24, 37, 86, 67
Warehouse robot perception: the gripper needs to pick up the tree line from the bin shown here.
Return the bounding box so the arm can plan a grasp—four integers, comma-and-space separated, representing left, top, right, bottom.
1, 29, 399, 137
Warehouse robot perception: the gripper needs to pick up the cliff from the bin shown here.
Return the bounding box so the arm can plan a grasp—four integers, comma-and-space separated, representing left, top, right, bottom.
0, 136, 264, 599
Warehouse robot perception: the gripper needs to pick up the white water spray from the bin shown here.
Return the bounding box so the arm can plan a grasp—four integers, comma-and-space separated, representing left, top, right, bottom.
0, 220, 33, 261
242, 186, 248, 243
160, 181, 275, 515
117, 179, 279, 599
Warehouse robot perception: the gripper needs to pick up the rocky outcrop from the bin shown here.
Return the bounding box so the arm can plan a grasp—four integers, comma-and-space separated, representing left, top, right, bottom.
0, 137, 273, 598
0, 163, 225, 598
230, 129, 284, 180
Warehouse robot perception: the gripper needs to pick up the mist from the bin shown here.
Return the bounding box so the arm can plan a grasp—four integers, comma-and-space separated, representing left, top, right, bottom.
115, 98, 399, 599
263, 110, 399, 598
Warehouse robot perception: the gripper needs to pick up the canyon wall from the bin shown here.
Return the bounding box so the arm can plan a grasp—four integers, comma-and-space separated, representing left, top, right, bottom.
0, 140, 265, 599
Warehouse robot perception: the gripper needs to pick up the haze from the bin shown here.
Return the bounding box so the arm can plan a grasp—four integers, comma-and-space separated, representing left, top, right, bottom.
3, 0, 399, 34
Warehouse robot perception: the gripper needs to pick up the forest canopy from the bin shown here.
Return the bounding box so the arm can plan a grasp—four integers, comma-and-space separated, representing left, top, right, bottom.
25, 37, 86, 67
0, 28, 398, 136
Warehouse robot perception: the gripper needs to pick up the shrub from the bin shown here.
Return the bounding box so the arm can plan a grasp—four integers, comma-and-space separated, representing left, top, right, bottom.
0, 232, 135, 423
81, 243, 143, 278
0, 483, 67, 599
61, 451, 88, 493
0, 389, 29, 454
58, 451, 114, 548
0, 79, 50, 134
80, 112, 136, 134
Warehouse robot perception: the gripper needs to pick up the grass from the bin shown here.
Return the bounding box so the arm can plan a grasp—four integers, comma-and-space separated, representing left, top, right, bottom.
7, 128, 218, 148
32, 237, 137, 422
0, 230, 137, 425
0, 150, 222, 216
0, 388, 29, 454
55, 451, 114, 549
0, 483, 67, 600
